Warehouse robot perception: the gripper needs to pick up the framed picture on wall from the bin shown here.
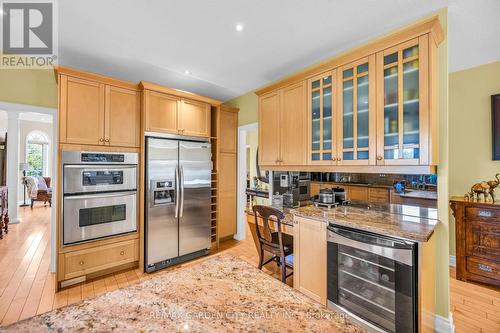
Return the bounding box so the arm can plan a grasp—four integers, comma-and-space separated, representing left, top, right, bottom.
492, 94, 500, 160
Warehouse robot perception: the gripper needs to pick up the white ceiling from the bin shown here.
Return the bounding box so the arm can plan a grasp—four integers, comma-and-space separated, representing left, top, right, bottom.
58, 0, 500, 101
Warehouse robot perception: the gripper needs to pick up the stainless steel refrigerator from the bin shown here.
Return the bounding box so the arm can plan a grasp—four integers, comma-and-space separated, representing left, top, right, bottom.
145, 135, 212, 273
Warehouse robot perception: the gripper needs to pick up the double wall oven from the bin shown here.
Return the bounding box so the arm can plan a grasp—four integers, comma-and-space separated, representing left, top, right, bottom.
327, 225, 417, 333
62, 151, 138, 246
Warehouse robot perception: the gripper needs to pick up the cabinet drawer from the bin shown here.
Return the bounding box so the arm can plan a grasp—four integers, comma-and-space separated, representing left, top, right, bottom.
466, 256, 500, 281
63, 239, 139, 280
368, 188, 389, 203
466, 220, 500, 259
466, 207, 500, 221
348, 187, 368, 201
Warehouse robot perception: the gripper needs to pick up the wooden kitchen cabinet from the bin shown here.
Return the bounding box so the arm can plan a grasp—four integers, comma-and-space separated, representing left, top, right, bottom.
376, 36, 431, 166
281, 82, 307, 165
256, 17, 442, 173
59, 75, 105, 145
142, 82, 212, 138
218, 108, 238, 153
293, 216, 327, 305
213, 105, 239, 243
368, 187, 390, 204
336, 56, 376, 166
106, 85, 141, 147
259, 91, 281, 165
57, 67, 140, 148
178, 99, 211, 137
217, 153, 237, 238
144, 90, 179, 134
308, 71, 338, 165
259, 82, 307, 167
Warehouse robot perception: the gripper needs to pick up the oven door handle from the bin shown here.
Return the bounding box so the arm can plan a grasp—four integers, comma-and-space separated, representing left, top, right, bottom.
328, 226, 413, 249
64, 191, 136, 200
327, 227, 414, 266
63, 164, 137, 169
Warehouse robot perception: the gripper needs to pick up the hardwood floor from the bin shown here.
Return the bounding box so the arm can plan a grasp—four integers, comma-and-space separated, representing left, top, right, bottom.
2, 207, 499, 332
0, 206, 284, 327
450, 267, 500, 333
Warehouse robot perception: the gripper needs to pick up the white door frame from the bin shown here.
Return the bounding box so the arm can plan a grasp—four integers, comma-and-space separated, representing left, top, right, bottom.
235, 122, 258, 241
0, 101, 58, 273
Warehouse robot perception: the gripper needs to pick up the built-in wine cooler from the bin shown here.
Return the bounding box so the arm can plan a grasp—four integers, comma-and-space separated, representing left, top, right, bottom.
327, 225, 417, 333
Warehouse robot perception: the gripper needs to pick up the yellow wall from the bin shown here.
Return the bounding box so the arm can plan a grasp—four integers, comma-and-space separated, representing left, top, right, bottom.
448, 61, 500, 255
225, 92, 258, 126
0, 69, 57, 108
435, 8, 450, 319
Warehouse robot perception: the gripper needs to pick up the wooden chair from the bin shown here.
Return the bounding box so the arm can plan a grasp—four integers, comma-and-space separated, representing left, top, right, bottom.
252, 205, 293, 283
29, 177, 52, 208
0, 186, 8, 239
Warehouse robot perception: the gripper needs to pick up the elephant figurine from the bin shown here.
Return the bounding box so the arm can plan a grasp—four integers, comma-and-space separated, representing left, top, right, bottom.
470, 182, 492, 202
486, 173, 500, 202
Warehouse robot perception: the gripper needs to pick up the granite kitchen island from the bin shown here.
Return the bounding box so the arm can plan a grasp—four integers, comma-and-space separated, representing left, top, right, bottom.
0, 254, 362, 333
247, 202, 439, 332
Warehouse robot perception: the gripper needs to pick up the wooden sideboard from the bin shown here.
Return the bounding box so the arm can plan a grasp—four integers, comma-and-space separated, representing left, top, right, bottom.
450, 197, 500, 286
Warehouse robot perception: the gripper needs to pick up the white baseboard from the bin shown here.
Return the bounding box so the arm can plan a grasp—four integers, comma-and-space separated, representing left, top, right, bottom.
449, 255, 456, 267
435, 313, 454, 333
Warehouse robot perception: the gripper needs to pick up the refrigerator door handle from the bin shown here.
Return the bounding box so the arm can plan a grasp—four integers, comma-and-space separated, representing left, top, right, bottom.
175, 165, 179, 218
179, 166, 184, 218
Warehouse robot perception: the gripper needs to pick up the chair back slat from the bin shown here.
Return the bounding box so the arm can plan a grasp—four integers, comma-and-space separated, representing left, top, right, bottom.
252, 205, 284, 247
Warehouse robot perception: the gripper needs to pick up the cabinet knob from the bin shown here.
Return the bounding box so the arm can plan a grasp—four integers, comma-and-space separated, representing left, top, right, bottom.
79, 260, 84, 266
120, 251, 125, 256
105, 138, 110, 143
337, 158, 342, 161
332, 157, 337, 161
99, 138, 104, 142
377, 156, 383, 161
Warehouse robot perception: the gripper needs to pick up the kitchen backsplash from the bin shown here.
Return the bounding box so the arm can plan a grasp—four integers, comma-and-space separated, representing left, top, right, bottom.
310, 172, 437, 191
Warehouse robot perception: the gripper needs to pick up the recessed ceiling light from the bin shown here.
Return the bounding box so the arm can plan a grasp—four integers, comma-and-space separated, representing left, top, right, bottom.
184, 70, 191, 75
235, 23, 244, 32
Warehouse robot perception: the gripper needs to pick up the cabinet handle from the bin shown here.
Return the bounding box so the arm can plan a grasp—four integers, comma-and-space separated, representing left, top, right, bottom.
79, 260, 84, 266
377, 156, 383, 161
120, 251, 125, 256
478, 264, 493, 272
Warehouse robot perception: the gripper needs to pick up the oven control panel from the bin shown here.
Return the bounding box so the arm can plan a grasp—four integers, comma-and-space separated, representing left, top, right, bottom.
81, 153, 125, 163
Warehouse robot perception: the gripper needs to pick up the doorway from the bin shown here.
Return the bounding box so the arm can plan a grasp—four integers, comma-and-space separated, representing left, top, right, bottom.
236, 122, 265, 241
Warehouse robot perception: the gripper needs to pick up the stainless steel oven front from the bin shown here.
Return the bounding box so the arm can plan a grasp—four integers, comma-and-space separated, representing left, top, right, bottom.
63, 191, 137, 245
62, 151, 138, 245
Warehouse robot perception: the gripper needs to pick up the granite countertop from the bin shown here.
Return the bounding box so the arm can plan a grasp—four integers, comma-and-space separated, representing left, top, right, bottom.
292, 203, 438, 242
1, 254, 363, 333
246, 206, 295, 227
397, 189, 438, 200
311, 181, 393, 189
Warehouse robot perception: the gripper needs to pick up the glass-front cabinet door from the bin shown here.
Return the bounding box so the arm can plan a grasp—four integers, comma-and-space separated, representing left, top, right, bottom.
308, 70, 337, 165
376, 36, 429, 165
336, 56, 375, 165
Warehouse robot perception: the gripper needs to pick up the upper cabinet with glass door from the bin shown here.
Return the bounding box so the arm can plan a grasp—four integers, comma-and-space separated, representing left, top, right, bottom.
376, 36, 430, 165
308, 70, 337, 165
336, 56, 376, 165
